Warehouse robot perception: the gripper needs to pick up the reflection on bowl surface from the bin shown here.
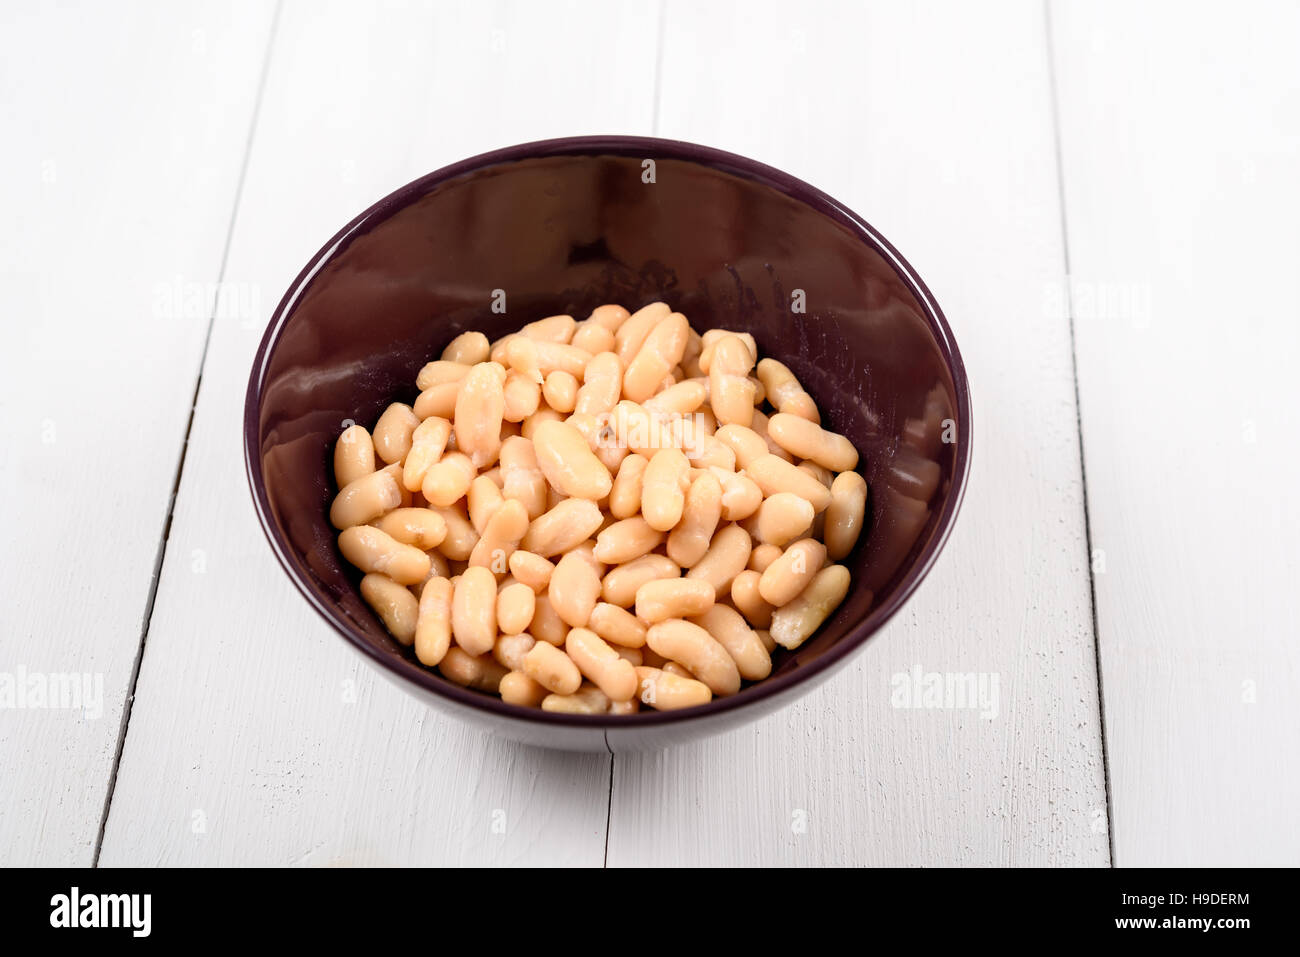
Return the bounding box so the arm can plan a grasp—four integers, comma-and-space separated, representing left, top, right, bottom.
245, 136, 971, 751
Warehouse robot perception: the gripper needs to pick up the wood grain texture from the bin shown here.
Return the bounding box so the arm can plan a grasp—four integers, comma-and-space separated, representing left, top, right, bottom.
1050, 0, 1300, 865
0, 0, 275, 866
97, 0, 661, 866
606, 0, 1111, 866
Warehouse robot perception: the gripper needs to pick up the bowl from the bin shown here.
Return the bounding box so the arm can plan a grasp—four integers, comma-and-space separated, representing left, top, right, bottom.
244, 135, 972, 751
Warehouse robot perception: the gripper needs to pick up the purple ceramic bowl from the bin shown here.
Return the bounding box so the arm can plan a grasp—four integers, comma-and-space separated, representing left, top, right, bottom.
244, 135, 971, 751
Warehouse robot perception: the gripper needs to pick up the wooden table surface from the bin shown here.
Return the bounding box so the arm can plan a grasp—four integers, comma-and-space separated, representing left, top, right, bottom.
2, 0, 1296, 867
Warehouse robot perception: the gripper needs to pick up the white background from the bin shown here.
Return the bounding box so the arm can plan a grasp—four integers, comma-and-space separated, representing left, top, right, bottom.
1, 0, 1296, 867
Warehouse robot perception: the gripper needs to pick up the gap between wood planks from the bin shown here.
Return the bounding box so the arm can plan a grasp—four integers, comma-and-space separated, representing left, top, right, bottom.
90, 0, 285, 868
1043, 0, 1116, 867
598, 0, 668, 867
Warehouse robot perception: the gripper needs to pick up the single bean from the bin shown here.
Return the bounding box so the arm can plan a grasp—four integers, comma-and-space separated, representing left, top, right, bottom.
330, 463, 402, 529
756, 357, 820, 423
532, 341, 593, 379
549, 551, 602, 628
641, 447, 690, 531
499, 671, 548, 708
497, 582, 536, 636
468, 498, 529, 572
520, 313, 575, 343
634, 666, 712, 710
373, 402, 421, 464
587, 303, 631, 332
429, 505, 478, 561
454, 362, 506, 468
644, 619, 741, 696
338, 525, 431, 585
685, 523, 752, 596
439, 647, 507, 692
334, 424, 376, 488
412, 381, 460, 420
442, 330, 490, 365
542, 370, 579, 413
421, 450, 476, 507
825, 470, 869, 560
634, 577, 715, 624
730, 569, 774, 629
608, 453, 648, 519
416, 359, 472, 391
769, 564, 852, 650
589, 602, 648, 648
593, 516, 664, 565
767, 413, 858, 471
508, 550, 555, 592
565, 627, 637, 701
747, 492, 816, 546
360, 573, 418, 645
571, 320, 615, 355
689, 603, 771, 681
414, 575, 452, 665
758, 538, 828, 607
532, 420, 613, 500
644, 379, 707, 415
519, 498, 604, 557
523, 641, 582, 695
666, 471, 722, 568
451, 565, 497, 656
541, 684, 611, 714
529, 591, 568, 645
748, 543, 782, 573
374, 507, 447, 550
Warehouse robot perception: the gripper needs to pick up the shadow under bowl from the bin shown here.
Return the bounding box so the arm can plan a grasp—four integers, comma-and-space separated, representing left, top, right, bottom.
244, 135, 972, 752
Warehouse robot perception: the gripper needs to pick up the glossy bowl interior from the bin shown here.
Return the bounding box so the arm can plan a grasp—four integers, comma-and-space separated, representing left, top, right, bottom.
245, 136, 971, 751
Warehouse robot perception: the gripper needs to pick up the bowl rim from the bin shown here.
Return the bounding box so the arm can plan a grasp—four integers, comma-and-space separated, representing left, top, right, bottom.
243, 134, 973, 732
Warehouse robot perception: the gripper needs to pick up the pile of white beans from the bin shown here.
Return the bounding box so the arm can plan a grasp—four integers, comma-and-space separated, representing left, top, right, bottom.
330, 303, 867, 714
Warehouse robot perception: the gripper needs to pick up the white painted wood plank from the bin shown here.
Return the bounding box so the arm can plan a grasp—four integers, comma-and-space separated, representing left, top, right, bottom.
607, 0, 1110, 866
0, 1, 275, 866
1050, 0, 1300, 866
99, 0, 660, 866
